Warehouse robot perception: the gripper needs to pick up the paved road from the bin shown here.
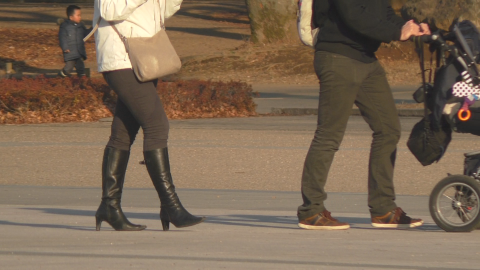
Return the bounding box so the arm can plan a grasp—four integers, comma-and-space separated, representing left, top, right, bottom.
2, 185, 480, 269
2, 116, 480, 269
2, 116, 479, 195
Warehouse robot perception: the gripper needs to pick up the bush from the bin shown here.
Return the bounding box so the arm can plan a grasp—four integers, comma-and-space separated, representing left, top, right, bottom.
159, 80, 257, 118
0, 76, 111, 124
0, 76, 257, 124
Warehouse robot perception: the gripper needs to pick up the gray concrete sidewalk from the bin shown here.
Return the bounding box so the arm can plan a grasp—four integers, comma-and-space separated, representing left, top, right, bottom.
1, 185, 480, 269
253, 84, 422, 116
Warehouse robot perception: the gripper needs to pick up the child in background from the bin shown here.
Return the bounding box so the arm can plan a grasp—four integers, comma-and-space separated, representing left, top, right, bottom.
58, 5, 92, 77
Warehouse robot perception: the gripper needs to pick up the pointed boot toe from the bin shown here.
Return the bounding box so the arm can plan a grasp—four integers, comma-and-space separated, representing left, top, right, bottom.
95, 147, 147, 231
144, 148, 206, 231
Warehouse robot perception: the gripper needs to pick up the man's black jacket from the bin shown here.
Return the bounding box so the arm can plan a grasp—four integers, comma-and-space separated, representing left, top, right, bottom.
58, 20, 91, 61
314, 0, 406, 63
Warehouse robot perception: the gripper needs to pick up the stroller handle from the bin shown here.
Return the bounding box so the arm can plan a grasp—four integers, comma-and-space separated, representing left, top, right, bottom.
410, 34, 436, 43
411, 33, 471, 71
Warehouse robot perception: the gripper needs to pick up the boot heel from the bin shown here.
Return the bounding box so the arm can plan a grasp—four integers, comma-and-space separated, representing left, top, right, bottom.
96, 216, 102, 231
161, 220, 170, 231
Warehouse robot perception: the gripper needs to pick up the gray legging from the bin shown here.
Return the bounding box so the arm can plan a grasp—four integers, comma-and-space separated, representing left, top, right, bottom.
103, 69, 169, 151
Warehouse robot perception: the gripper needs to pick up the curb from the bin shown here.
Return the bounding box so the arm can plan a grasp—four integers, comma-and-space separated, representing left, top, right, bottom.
99, 117, 114, 122
270, 108, 424, 117
99, 109, 424, 122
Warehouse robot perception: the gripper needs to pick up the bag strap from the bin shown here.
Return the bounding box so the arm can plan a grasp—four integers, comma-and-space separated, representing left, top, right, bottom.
105, 0, 165, 51
414, 36, 430, 127
82, 15, 129, 52
107, 21, 127, 41
160, 0, 166, 30
107, 21, 130, 54
83, 17, 101, 42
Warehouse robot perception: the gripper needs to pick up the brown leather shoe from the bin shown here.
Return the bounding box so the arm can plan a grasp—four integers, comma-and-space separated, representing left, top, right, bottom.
371, 207, 424, 228
298, 210, 350, 230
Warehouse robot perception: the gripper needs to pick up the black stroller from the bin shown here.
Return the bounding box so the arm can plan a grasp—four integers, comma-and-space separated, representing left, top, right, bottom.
409, 20, 480, 232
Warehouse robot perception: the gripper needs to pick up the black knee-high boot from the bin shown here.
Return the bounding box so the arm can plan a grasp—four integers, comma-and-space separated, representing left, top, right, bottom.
144, 148, 205, 231
95, 147, 146, 231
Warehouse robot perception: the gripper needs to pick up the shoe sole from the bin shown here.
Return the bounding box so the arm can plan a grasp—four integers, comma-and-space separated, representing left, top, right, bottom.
298, 223, 350, 230
371, 220, 424, 229
174, 217, 206, 228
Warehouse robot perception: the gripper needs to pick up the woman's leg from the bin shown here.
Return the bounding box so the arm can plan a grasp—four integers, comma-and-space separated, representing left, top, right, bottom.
104, 69, 204, 231
95, 70, 149, 231
95, 146, 146, 231
107, 99, 140, 151
103, 69, 168, 151
143, 148, 205, 231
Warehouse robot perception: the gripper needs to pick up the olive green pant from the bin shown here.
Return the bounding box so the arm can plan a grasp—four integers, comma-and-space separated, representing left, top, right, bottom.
297, 51, 401, 221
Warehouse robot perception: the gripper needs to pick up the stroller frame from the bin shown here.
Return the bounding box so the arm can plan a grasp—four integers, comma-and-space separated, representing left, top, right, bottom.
416, 22, 480, 232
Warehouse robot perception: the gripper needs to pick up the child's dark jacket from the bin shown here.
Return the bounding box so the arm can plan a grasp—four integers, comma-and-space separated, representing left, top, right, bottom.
58, 20, 91, 61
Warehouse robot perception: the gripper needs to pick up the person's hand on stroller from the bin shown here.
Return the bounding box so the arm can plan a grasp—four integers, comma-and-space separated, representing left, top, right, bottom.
419, 23, 431, 35
400, 20, 431, 41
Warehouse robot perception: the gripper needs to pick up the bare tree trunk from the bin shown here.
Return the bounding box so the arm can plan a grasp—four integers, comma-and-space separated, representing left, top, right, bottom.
245, 0, 298, 44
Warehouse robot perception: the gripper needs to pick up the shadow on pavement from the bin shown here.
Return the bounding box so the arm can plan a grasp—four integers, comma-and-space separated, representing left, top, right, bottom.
22, 207, 299, 230
17, 207, 444, 231
0, 220, 92, 231
0, 57, 59, 74
0, 8, 61, 24
176, 2, 249, 25
168, 26, 247, 40
204, 214, 298, 230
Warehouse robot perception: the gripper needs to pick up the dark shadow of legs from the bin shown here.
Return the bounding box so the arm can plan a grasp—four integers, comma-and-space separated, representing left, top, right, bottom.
0, 219, 92, 231
20, 207, 445, 232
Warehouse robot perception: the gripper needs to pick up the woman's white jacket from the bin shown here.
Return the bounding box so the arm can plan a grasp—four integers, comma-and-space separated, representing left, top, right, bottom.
93, 0, 182, 72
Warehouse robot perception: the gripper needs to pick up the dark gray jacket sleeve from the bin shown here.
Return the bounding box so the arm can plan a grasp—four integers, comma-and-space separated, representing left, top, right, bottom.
333, 0, 403, 43
58, 23, 69, 51
81, 24, 93, 39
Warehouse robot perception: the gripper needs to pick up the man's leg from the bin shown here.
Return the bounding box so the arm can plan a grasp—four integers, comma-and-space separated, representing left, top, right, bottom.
297, 52, 362, 221
353, 61, 423, 228
354, 61, 400, 217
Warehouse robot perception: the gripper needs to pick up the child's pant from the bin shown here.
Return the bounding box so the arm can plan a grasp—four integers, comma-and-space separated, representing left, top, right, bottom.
61, 58, 85, 77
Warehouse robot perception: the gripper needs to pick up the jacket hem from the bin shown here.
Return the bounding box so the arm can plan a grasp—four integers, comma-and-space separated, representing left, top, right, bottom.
315, 42, 377, 63
98, 63, 133, 73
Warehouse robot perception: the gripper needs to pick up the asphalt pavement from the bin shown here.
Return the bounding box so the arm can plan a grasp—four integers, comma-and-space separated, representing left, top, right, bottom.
2, 185, 480, 270
2, 116, 478, 195
2, 85, 480, 269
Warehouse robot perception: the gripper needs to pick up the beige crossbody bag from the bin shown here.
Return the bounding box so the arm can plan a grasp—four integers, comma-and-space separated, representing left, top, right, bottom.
84, 0, 182, 82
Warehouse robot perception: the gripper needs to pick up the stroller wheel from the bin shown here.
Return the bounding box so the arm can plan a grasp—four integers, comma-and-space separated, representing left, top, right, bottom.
429, 175, 480, 232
